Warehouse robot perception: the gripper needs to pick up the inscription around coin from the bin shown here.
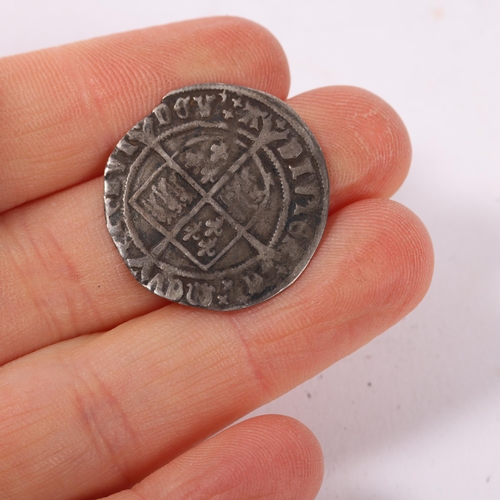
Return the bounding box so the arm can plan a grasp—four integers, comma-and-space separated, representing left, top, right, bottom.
104, 84, 329, 310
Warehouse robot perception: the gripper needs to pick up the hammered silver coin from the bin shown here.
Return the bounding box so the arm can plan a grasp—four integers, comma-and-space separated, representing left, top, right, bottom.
104, 84, 329, 310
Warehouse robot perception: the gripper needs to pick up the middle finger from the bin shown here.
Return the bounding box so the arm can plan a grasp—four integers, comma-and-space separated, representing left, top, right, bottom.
0, 86, 411, 365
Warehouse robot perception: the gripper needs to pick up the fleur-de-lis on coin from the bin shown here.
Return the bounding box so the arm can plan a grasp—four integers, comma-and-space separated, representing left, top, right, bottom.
204, 217, 224, 237
197, 237, 218, 257
183, 221, 203, 241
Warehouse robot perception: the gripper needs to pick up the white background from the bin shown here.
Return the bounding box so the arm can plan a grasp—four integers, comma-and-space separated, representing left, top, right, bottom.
2, 1, 499, 498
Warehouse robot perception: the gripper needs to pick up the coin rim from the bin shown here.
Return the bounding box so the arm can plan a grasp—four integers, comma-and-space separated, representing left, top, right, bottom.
104, 83, 330, 310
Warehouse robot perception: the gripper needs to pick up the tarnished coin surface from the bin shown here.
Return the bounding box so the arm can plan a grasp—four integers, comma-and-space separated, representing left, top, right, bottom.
104, 84, 329, 310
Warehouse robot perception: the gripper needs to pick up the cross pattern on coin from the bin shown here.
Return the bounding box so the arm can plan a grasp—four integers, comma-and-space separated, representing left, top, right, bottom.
104, 84, 329, 310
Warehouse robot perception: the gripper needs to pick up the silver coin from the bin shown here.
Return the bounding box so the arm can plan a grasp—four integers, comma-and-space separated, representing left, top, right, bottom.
104, 84, 329, 310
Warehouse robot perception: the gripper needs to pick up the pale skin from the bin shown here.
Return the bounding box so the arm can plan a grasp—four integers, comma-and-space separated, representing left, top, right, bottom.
0, 16, 434, 500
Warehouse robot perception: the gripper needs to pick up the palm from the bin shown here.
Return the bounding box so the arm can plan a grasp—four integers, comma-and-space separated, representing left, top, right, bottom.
0, 17, 433, 500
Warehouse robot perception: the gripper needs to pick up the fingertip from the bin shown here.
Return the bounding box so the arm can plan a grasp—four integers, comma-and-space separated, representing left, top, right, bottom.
137, 16, 291, 100
377, 199, 434, 314
324, 198, 434, 323
202, 16, 291, 99
126, 414, 324, 500
243, 414, 325, 490
288, 86, 412, 210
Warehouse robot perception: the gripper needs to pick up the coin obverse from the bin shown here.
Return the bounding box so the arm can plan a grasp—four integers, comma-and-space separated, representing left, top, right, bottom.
104, 84, 329, 310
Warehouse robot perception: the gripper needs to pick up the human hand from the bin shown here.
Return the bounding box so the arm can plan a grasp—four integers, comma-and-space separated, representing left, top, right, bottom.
0, 17, 433, 500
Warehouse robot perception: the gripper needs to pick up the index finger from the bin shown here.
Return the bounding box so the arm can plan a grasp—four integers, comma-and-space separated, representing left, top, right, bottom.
0, 16, 289, 213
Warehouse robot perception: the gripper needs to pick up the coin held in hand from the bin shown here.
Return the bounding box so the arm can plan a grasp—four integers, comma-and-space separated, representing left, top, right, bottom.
104, 84, 329, 310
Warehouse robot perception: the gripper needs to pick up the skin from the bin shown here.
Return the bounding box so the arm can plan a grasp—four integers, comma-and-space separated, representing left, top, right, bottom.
0, 16, 433, 500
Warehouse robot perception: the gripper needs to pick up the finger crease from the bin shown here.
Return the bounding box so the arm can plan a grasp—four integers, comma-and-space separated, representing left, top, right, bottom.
1, 209, 104, 342
61, 357, 140, 485
225, 314, 273, 403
